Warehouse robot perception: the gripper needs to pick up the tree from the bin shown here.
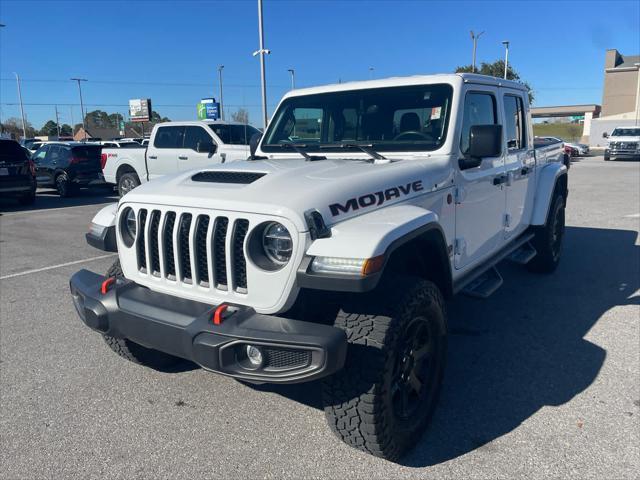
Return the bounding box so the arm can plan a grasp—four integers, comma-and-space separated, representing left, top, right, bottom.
1, 117, 37, 140
60, 124, 72, 136
455, 60, 534, 104
40, 120, 60, 136
150, 110, 170, 124
231, 108, 249, 124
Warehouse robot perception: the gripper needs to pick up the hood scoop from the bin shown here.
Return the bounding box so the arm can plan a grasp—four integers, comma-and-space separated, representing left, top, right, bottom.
191, 171, 267, 184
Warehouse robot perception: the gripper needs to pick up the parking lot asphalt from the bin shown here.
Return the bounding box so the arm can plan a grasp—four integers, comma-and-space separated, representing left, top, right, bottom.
1, 156, 638, 479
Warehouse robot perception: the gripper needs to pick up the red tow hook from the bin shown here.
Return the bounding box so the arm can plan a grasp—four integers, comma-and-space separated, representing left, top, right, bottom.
213, 304, 229, 325
100, 277, 116, 295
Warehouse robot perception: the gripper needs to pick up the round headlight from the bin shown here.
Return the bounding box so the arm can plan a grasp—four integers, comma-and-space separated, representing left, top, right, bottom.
120, 207, 137, 247
262, 222, 292, 265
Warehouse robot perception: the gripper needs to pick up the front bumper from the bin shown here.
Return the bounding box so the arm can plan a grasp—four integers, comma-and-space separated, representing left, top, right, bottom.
69, 269, 347, 384
607, 149, 640, 160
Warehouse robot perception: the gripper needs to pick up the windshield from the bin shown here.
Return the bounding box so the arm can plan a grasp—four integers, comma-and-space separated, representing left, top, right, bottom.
208, 124, 260, 145
262, 84, 453, 153
611, 128, 640, 137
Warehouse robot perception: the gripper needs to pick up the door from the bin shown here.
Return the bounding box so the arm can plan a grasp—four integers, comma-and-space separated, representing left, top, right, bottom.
32, 146, 50, 185
502, 93, 535, 238
146, 125, 183, 180
455, 89, 506, 270
178, 126, 220, 171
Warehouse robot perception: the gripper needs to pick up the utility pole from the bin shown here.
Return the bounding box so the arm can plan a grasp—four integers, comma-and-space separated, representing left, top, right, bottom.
470, 30, 485, 73
70, 78, 88, 140
217, 65, 225, 121
13, 73, 27, 139
635, 63, 640, 126
502, 41, 510, 79
253, 0, 270, 129
54, 105, 61, 137
288, 68, 295, 90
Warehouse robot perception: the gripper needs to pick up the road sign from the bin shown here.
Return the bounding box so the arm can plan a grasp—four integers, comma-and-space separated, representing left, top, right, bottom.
129, 99, 152, 122
197, 98, 220, 120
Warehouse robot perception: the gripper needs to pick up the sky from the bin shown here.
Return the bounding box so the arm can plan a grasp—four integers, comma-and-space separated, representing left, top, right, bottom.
0, 0, 638, 130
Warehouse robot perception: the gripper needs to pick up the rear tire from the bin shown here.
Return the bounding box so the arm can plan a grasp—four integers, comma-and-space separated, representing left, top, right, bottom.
527, 193, 565, 273
118, 172, 140, 197
55, 173, 75, 197
102, 259, 183, 371
322, 277, 447, 461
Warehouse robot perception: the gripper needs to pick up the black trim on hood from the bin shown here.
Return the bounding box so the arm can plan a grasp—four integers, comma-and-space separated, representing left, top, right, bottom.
191, 171, 267, 184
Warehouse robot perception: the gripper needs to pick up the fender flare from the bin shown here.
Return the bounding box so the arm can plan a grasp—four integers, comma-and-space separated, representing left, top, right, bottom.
86, 203, 118, 252
531, 163, 568, 226
298, 203, 452, 294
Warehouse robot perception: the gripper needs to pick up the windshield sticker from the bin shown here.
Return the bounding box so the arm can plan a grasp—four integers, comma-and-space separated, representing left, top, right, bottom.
329, 180, 424, 216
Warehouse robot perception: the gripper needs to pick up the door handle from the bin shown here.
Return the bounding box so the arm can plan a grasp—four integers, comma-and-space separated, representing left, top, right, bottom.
178, 156, 188, 160
493, 175, 506, 186
148, 155, 157, 159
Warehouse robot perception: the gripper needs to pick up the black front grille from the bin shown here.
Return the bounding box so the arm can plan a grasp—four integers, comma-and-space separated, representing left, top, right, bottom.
136, 209, 148, 271
195, 215, 210, 285
149, 210, 161, 275
133, 209, 252, 294
178, 214, 192, 282
213, 217, 229, 287
233, 220, 249, 291
163, 212, 176, 278
191, 171, 266, 184
263, 348, 311, 370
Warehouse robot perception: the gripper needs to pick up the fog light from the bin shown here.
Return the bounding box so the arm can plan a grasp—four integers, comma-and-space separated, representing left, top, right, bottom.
246, 345, 263, 366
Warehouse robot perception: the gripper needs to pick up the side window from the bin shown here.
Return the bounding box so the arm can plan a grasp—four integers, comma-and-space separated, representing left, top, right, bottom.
183, 126, 214, 151
460, 92, 497, 155
153, 126, 185, 149
33, 146, 48, 162
48, 146, 62, 163
504, 95, 526, 150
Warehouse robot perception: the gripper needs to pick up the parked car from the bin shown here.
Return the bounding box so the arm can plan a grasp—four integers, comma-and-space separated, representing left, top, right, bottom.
19, 138, 39, 150
32, 142, 106, 197
0, 139, 36, 205
539, 136, 588, 156
101, 120, 261, 196
534, 136, 571, 168
603, 126, 640, 161
71, 73, 568, 461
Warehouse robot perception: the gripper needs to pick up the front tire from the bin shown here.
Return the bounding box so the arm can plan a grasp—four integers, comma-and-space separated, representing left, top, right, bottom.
101, 260, 183, 371
528, 193, 565, 273
322, 278, 447, 461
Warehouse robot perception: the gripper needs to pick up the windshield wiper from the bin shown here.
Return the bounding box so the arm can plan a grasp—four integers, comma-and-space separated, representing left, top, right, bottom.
280, 143, 326, 161
319, 143, 387, 161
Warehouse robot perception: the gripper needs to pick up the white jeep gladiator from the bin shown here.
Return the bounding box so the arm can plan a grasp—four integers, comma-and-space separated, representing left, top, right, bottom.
101, 120, 261, 196
71, 74, 568, 461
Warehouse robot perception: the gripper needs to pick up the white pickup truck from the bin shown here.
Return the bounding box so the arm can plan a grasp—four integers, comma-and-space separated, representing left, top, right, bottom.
102, 120, 261, 195
603, 126, 640, 161
71, 74, 568, 461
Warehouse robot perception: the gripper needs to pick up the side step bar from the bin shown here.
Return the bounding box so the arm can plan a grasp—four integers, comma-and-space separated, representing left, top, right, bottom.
454, 232, 535, 297
508, 242, 537, 265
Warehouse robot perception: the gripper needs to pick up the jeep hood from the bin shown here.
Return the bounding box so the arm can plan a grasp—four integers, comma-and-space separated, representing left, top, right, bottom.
121, 157, 452, 231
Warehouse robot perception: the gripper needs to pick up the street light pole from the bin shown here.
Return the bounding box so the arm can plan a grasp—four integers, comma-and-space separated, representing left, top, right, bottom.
55, 105, 61, 137
13, 73, 27, 139
502, 41, 510, 79
470, 30, 485, 73
288, 68, 295, 90
253, 0, 270, 129
634, 63, 640, 126
71, 78, 88, 140
217, 65, 225, 121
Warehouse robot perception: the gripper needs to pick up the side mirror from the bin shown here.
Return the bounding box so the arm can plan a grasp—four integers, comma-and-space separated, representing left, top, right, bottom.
460, 124, 503, 170
602, 132, 609, 138
249, 132, 263, 159
197, 141, 217, 155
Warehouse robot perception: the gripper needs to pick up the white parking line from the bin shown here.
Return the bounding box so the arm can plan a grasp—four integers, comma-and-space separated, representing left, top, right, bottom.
0, 254, 117, 280
0, 202, 115, 217
623, 213, 639, 218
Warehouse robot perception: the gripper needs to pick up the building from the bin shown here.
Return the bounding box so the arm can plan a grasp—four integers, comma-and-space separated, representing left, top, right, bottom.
73, 126, 143, 141
590, 49, 640, 146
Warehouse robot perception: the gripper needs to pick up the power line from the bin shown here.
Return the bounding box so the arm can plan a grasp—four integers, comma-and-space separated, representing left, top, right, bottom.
0, 77, 290, 88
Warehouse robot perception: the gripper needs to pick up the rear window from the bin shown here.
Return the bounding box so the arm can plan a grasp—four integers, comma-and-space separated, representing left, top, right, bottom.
118, 142, 144, 148
0, 140, 28, 160
71, 146, 101, 158
208, 124, 260, 145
